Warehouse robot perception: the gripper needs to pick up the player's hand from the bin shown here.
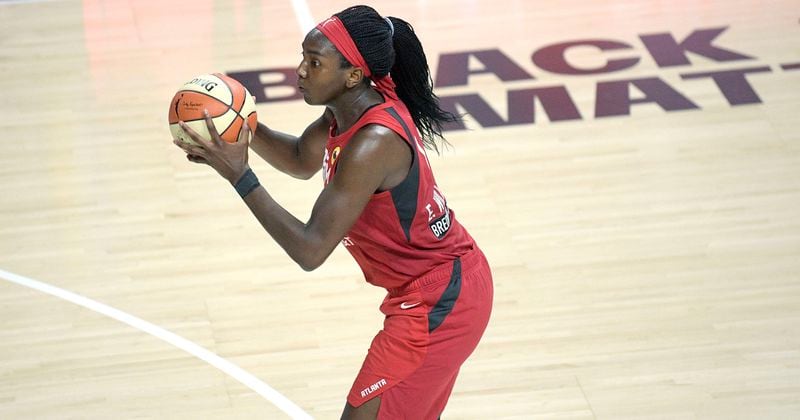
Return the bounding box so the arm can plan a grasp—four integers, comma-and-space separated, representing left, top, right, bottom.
174, 109, 253, 184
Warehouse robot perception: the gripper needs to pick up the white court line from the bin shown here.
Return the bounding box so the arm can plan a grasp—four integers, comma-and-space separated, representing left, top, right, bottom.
0, 0, 63, 5
3, 1, 316, 417
290, 0, 315, 34
0, 268, 313, 420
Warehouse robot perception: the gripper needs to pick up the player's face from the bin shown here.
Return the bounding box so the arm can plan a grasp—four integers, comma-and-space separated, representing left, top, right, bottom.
297, 30, 350, 105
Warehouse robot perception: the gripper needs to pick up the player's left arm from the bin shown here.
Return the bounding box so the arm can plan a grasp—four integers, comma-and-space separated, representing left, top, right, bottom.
173, 112, 411, 271
242, 124, 408, 270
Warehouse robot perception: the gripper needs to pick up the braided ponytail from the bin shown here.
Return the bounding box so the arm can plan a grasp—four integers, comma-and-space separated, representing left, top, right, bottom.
335, 6, 460, 153
387, 16, 458, 152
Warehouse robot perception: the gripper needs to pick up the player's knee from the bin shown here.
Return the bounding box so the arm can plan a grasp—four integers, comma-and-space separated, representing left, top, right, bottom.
341, 397, 381, 420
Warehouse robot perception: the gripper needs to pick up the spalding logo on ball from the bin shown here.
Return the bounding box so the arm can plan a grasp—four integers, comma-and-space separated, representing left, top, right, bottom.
168, 73, 257, 144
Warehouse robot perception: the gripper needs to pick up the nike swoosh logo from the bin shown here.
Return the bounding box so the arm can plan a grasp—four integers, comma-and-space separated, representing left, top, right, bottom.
400, 301, 422, 310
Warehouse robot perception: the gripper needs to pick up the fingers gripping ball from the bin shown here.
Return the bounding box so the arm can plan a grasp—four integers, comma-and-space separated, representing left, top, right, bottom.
168, 73, 257, 144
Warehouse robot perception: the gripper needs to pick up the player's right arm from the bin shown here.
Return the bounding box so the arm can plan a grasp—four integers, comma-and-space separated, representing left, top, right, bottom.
250, 108, 331, 179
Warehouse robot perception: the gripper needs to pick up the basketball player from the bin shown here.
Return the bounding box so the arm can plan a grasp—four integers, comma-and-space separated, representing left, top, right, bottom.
173, 5, 493, 419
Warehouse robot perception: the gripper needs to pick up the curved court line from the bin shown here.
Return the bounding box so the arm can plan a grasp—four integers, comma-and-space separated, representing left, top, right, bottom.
0, 0, 63, 5
0, 268, 313, 420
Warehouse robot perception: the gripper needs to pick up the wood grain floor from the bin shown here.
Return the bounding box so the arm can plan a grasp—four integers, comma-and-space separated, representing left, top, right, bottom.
1, 0, 799, 418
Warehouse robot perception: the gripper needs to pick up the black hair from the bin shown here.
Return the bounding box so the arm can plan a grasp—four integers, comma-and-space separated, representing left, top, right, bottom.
334, 5, 459, 153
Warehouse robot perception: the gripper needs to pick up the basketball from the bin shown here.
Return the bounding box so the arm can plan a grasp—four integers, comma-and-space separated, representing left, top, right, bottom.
168, 73, 257, 144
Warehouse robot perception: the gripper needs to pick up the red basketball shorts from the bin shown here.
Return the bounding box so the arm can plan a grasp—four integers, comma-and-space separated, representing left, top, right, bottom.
347, 247, 494, 419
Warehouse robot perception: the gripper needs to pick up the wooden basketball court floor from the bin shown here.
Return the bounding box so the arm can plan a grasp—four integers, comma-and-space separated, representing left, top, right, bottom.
1, 0, 798, 418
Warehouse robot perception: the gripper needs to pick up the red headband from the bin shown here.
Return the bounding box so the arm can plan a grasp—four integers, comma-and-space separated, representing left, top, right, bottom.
316, 16, 398, 100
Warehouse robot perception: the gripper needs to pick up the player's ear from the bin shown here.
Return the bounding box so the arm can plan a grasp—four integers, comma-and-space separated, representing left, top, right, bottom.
345, 67, 365, 88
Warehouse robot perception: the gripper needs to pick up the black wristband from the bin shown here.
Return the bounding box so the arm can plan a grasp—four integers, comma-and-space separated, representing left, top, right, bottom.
234, 168, 260, 198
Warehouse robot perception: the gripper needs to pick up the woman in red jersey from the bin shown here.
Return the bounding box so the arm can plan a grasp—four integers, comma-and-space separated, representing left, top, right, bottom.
173, 5, 493, 419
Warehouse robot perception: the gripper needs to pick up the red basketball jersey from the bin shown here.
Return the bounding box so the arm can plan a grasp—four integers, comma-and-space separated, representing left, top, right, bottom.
322, 98, 475, 290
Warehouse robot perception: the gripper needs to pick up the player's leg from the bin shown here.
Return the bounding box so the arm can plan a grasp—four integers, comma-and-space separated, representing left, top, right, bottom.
342, 249, 492, 419
378, 249, 493, 418
341, 397, 381, 420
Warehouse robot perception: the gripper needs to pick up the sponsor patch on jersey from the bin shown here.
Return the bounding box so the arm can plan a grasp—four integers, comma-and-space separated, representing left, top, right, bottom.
429, 210, 452, 239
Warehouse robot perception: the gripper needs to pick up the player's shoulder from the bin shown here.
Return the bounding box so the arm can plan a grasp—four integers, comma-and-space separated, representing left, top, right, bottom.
345, 124, 406, 159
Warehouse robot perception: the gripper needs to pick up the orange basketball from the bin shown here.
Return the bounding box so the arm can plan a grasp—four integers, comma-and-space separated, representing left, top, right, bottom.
168, 73, 257, 144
